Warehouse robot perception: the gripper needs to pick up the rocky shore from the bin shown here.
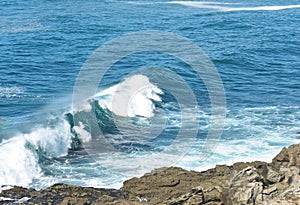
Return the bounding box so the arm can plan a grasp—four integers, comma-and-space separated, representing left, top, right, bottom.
1, 144, 299, 205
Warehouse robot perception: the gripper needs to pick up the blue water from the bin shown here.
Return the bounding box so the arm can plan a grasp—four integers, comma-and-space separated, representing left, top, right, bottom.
0, 0, 299, 188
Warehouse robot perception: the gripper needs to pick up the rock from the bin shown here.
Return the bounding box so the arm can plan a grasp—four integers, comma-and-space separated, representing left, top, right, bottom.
59, 197, 90, 205
263, 186, 277, 197
0, 183, 123, 205
92, 195, 116, 205
265, 166, 285, 184
1, 143, 300, 204
230, 167, 261, 185
227, 167, 264, 204
122, 166, 229, 204
203, 186, 223, 204
272, 144, 300, 169
163, 186, 204, 205
122, 167, 204, 204
232, 161, 267, 172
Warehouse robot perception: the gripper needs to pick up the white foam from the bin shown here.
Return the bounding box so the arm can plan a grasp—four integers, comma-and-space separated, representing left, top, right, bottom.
0, 197, 14, 201
73, 102, 92, 113
168, 1, 237, 5
0, 120, 71, 187
222, 5, 300, 12
168, 1, 300, 12
94, 75, 163, 118
73, 122, 92, 143
0, 138, 41, 187
176, 105, 300, 172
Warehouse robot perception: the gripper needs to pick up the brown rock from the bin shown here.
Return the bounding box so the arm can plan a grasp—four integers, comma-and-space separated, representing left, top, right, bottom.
163, 186, 204, 205
227, 167, 264, 204
60, 197, 90, 205
265, 166, 285, 184
272, 144, 300, 169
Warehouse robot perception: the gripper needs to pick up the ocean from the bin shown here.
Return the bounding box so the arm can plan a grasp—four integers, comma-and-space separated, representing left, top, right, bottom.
0, 0, 299, 189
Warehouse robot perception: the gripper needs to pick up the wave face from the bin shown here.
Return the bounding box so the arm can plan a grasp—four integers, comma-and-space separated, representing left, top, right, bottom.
1, 0, 299, 189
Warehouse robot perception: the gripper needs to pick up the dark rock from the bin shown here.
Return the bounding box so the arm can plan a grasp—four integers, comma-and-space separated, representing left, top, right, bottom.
0, 184, 123, 205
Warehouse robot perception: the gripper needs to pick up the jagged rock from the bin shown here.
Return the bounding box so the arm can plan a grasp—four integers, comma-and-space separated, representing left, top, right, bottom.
227, 167, 264, 204
1, 143, 300, 205
230, 167, 261, 185
272, 144, 300, 169
0, 184, 123, 205
232, 161, 267, 172
265, 166, 285, 184
203, 186, 223, 204
122, 167, 205, 204
162, 186, 204, 205
263, 185, 278, 199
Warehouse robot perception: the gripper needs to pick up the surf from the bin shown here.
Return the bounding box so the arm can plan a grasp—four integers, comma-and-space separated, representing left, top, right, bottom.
0, 74, 165, 187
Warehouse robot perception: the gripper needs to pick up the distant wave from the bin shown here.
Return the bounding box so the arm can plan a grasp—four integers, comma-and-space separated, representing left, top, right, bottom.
168, 1, 300, 12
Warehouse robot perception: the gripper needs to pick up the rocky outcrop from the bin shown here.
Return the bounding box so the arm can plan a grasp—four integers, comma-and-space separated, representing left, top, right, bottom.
272, 144, 300, 169
1, 144, 300, 204
0, 184, 124, 205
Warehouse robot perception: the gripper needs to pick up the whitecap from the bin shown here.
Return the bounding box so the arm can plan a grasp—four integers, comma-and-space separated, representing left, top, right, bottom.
168, 1, 300, 12
94, 74, 163, 118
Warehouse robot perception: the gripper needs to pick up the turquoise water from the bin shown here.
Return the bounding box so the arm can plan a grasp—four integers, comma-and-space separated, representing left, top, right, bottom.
0, 0, 299, 188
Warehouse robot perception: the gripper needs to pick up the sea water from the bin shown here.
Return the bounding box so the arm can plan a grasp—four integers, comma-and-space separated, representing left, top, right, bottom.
0, 0, 299, 189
